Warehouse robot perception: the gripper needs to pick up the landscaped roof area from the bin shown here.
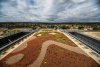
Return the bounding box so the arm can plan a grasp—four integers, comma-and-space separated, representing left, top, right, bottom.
0, 29, 99, 67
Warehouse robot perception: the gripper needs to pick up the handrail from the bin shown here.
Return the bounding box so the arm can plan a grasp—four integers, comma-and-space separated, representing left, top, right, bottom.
0, 30, 36, 52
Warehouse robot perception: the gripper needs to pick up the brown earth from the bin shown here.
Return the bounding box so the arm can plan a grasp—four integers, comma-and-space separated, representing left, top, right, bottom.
0, 35, 53, 67
0, 32, 99, 67
41, 45, 100, 67
83, 32, 100, 39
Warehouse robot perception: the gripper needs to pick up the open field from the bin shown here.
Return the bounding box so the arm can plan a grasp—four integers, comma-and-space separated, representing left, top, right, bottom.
82, 32, 100, 39
0, 29, 99, 67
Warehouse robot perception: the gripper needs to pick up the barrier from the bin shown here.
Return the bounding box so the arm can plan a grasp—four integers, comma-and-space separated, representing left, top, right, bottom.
69, 32, 100, 54
0, 30, 36, 52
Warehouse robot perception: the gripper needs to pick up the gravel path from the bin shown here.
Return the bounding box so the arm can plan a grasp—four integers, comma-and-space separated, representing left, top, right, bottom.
28, 40, 88, 67
5, 54, 24, 65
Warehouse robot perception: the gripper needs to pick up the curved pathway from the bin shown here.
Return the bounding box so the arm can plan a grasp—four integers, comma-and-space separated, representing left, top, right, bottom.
28, 40, 88, 67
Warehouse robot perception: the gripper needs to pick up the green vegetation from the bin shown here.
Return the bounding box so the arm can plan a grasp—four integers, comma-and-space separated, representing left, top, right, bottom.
35, 29, 58, 36
53, 32, 76, 46
35, 29, 76, 46
93, 26, 100, 30
2, 29, 21, 37
53, 33, 67, 44
78, 26, 84, 29
60, 25, 70, 29
0, 22, 100, 30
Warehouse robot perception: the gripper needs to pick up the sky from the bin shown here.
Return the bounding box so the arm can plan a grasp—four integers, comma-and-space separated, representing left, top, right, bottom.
0, 0, 100, 22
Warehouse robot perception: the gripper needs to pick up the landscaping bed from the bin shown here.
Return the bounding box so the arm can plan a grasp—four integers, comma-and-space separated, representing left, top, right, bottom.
41, 45, 99, 67
0, 29, 99, 67
0, 35, 53, 67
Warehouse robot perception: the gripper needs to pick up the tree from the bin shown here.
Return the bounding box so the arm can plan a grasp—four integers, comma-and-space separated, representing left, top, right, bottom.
78, 26, 84, 30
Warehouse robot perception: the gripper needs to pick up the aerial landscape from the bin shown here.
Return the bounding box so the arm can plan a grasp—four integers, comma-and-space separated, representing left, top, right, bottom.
0, 23, 100, 67
0, 0, 100, 67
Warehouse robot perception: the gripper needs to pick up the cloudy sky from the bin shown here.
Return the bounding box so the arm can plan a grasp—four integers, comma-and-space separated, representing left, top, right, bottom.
0, 0, 100, 22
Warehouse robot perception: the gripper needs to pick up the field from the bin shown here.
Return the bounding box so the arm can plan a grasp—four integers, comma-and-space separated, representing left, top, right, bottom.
0, 29, 99, 67
83, 32, 100, 39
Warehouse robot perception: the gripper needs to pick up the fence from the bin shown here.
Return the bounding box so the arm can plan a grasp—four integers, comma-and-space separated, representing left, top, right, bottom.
0, 30, 36, 52
68, 32, 100, 54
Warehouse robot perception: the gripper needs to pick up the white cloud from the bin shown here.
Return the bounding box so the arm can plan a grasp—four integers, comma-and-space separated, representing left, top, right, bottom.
0, 0, 100, 22
71, 0, 86, 3
56, 0, 100, 21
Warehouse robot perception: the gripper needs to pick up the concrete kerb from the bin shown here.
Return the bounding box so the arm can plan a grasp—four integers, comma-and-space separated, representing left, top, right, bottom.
0, 31, 39, 60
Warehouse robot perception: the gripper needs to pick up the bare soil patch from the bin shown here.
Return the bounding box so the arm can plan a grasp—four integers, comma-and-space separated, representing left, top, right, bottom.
12, 43, 27, 53
5, 54, 24, 65
12, 36, 36, 53
83, 32, 100, 39
41, 45, 100, 67
28, 40, 88, 67
0, 35, 53, 67
49, 33, 56, 35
